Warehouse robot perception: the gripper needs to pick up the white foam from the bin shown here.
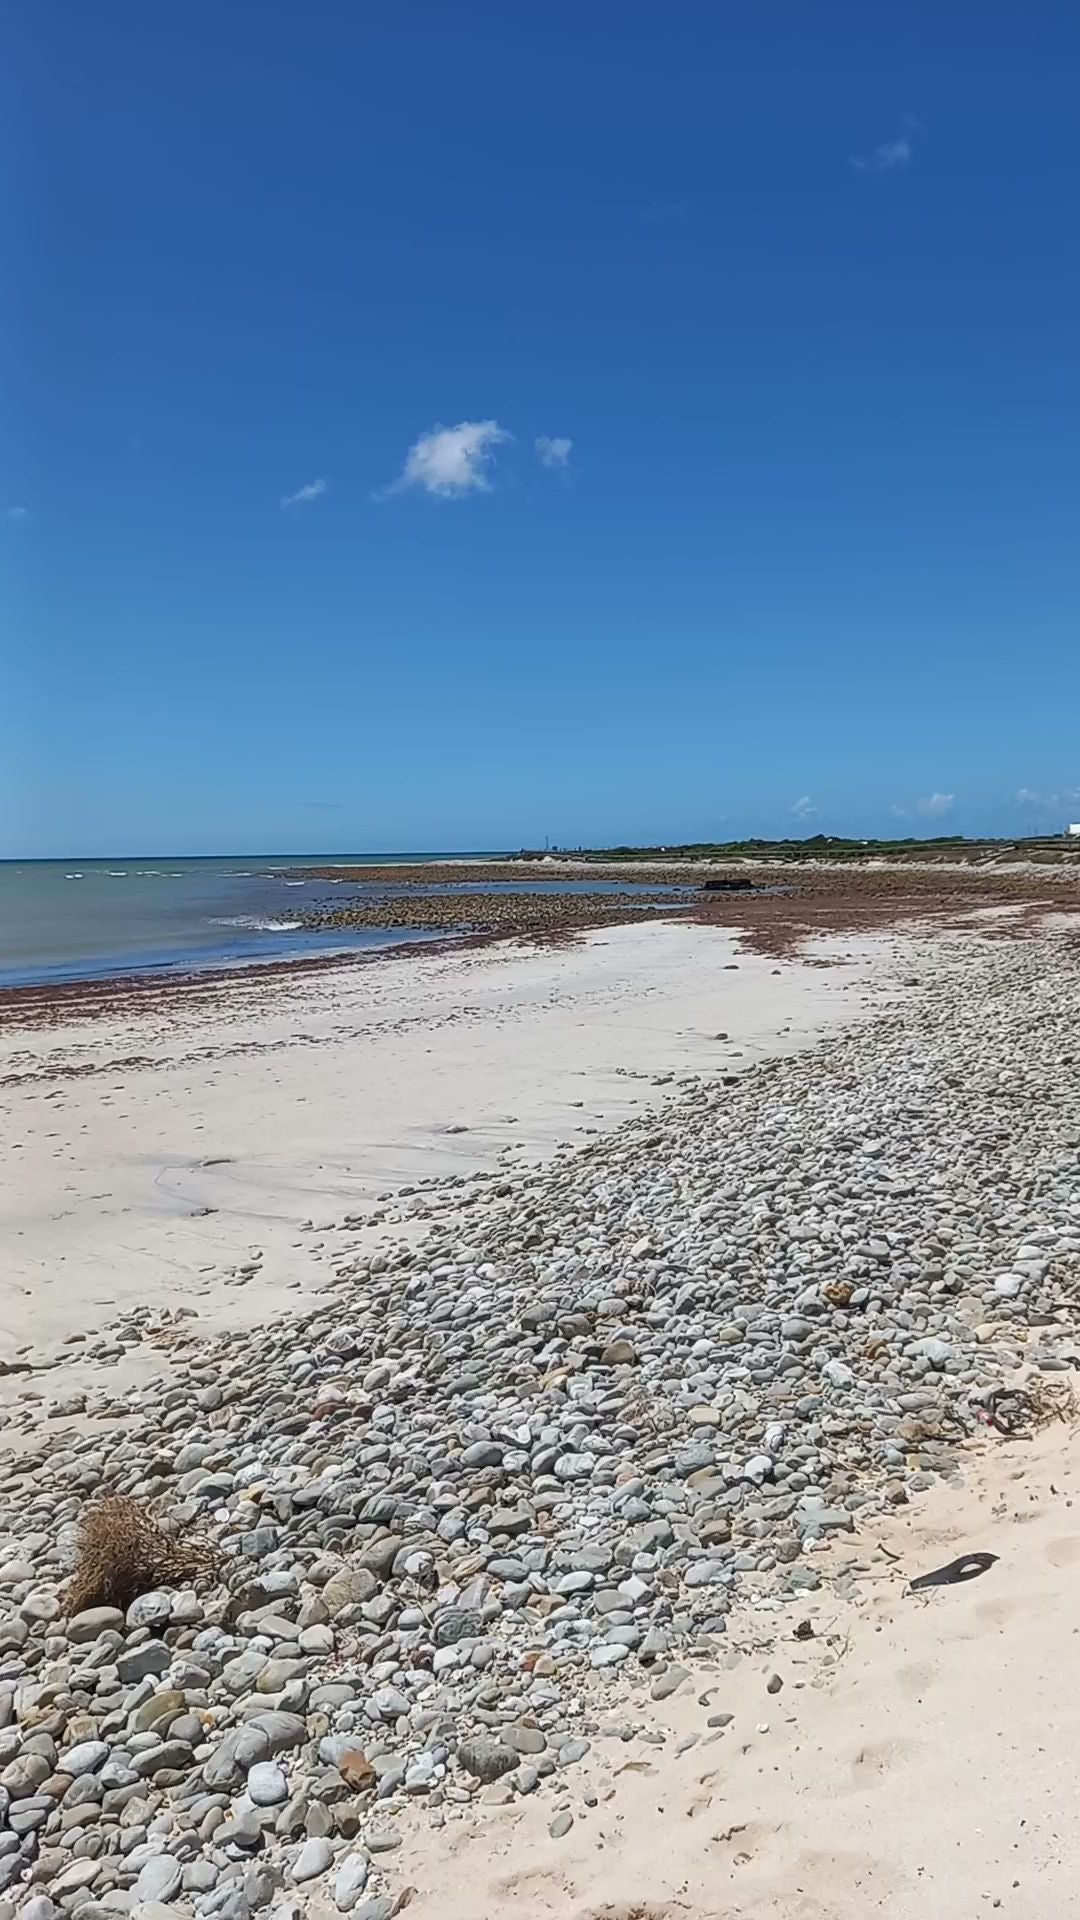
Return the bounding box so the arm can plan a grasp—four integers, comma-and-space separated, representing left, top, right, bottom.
210, 915, 302, 933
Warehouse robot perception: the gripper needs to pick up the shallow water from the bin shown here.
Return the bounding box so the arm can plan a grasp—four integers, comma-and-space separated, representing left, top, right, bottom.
0, 856, 464, 987
0, 858, 692, 988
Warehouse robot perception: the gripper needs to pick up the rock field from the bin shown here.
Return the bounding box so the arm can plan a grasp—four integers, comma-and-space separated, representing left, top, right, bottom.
2, 930, 1079, 1920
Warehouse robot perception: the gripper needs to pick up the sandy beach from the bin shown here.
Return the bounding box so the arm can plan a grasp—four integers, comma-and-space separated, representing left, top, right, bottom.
0, 920, 900, 1396
2, 906, 1080, 1920
399, 1415, 1080, 1920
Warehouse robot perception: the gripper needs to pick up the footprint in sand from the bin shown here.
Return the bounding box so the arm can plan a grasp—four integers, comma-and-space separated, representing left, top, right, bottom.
579, 1907, 699, 1920
708, 1818, 779, 1860
784, 1847, 905, 1916
493, 1867, 576, 1906
1045, 1535, 1080, 1567
895, 1659, 939, 1700
849, 1736, 925, 1787
974, 1592, 1022, 1630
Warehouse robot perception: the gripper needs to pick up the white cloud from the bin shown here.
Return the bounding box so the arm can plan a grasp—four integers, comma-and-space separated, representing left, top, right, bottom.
854, 137, 911, 172
387, 420, 510, 499
791, 795, 816, 820
535, 435, 572, 470
917, 792, 954, 817
851, 115, 922, 173
1016, 786, 1063, 813
3, 505, 28, 523
889, 804, 909, 819
280, 477, 327, 509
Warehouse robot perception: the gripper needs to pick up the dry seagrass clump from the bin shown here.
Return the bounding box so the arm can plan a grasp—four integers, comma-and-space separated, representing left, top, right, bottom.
63, 1494, 222, 1615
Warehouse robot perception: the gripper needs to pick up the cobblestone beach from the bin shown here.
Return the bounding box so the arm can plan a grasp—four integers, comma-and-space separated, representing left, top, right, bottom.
2, 924, 1079, 1919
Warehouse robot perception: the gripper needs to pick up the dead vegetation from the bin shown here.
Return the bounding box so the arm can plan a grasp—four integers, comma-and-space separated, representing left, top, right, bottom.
63, 1494, 222, 1616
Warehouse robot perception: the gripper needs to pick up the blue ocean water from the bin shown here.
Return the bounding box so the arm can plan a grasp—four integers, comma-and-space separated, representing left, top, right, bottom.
0, 857, 689, 989
0, 855, 482, 989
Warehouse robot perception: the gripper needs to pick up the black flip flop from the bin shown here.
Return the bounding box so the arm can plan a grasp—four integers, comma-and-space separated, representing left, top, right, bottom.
909, 1552, 998, 1591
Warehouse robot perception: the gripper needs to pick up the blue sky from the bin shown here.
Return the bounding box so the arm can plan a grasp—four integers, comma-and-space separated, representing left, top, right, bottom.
6, 1, 1080, 856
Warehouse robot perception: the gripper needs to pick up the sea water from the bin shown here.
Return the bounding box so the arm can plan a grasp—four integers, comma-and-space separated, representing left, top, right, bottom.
0, 855, 471, 988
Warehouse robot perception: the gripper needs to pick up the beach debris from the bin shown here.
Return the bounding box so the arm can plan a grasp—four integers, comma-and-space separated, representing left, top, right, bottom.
909, 1552, 998, 1591
978, 1388, 1038, 1436
977, 1377, 1078, 1436
62, 1493, 222, 1615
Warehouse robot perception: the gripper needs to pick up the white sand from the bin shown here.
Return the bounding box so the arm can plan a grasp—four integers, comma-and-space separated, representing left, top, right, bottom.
0, 921, 904, 1394
399, 1412, 1080, 1920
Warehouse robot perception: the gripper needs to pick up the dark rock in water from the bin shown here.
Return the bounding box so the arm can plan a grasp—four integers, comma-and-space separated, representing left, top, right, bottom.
701, 877, 754, 891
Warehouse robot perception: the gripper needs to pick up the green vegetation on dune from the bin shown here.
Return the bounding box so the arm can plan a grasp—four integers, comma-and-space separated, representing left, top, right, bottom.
516, 834, 1076, 865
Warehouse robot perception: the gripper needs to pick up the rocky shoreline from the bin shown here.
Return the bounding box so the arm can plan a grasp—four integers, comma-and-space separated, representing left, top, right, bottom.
5, 859, 1079, 1034
295, 859, 1080, 956
299, 888, 684, 942
2, 926, 1080, 1919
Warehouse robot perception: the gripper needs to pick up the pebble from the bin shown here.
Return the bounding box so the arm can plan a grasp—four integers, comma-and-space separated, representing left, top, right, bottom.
650, 1666, 690, 1701
61, 1741, 109, 1776
333, 1855, 371, 1911
590, 1642, 630, 1668
66, 1606, 125, 1644
126, 1591, 173, 1629
134, 1856, 184, 1903
456, 1739, 517, 1783
248, 1762, 289, 1806
290, 1838, 333, 1883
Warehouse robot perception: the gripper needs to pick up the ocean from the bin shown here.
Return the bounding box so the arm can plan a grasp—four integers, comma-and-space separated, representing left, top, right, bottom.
0, 856, 685, 990
0, 855, 487, 989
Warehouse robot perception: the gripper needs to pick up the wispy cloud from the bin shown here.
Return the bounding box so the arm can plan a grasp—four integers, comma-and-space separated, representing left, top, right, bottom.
535, 435, 572, 471
889, 804, 909, 820
280, 477, 327, 509
917, 791, 954, 817
1017, 786, 1065, 814
791, 795, 817, 821
3, 505, 28, 524
384, 420, 510, 499
851, 113, 923, 173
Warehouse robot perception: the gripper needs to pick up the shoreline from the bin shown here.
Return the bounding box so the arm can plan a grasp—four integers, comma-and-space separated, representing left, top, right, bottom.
4, 854, 1079, 1027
